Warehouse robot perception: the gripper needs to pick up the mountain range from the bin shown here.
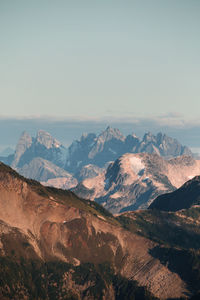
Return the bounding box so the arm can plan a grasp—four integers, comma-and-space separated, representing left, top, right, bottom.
11, 130, 67, 169
1, 126, 192, 174
0, 162, 200, 299
0, 127, 195, 212
73, 153, 200, 213
65, 126, 192, 173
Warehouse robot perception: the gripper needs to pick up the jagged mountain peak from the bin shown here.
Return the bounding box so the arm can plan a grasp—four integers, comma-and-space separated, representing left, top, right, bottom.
125, 133, 140, 144
36, 129, 61, 149
10, 130, 67, 170
156, 131, 166, 139
65, 127, 193, 174
156, 132, 175, 143
3, 127, 193, 186
11, 131, 33, 168
20, 130, 32, 140
142, 132, 156, 143
87, 127, 126, 162
131, 132, 139, 139
98, 126, 125, 142
137, 131, 193, 157
16, 131, 33, 147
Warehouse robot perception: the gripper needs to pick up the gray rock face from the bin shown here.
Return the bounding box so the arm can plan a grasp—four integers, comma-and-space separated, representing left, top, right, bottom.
65, 132, 97, 173
65, 126, 130, 173
36, 130, 61, 149
1, 127, 193, 194
17, 157, 77, 190
11, 131, 33, 168
73, 153, 200, 214
65, 127, 192, 174
76, 164, 103, 181
137, 132, 192, 157
17, 157, 73, 182
12, 130, 67, 169
88, 126, 125, 159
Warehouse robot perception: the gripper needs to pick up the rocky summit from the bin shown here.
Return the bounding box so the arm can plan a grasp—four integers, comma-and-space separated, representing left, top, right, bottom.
65, 127, 192, 174
0, 162, 199, 299
0, 127, 192, 183
73, 153, 200, 213
0, 128, 196, 214
10, 130, 68, 170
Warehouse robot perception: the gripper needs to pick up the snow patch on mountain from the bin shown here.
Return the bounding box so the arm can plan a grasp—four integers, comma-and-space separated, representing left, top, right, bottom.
129, 156, 145, 176
73, 153, 200, 213
110, 192, 122, 199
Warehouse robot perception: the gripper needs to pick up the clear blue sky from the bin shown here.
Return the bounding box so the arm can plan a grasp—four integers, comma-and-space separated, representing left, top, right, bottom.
0, 0, 200, 119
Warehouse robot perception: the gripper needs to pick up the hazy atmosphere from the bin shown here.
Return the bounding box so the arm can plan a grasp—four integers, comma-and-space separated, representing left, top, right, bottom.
1, 0, 200, 119
1, 2, 200, 299
1, 1, 200, 152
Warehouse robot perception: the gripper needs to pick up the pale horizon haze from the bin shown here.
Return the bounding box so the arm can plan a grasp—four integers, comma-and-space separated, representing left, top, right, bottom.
0, 0, 200, 120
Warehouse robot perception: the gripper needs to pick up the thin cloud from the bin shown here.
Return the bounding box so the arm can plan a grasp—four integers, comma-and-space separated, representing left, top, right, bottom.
1, 113, 200, 130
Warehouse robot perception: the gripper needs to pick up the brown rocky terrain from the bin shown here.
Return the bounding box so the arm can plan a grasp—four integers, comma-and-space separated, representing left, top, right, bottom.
0, 162, 196, 299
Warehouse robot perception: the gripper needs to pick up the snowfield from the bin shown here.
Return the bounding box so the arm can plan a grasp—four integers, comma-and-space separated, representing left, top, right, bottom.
129, 156, 145, 176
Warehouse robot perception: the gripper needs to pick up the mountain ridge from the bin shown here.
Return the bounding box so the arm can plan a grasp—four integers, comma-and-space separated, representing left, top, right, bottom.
0, 162, 193, 299
149, 175, 200, 211
73, 153, 200, 213
65, 127, 192, 173
2, 127, 193, 176
0, 127, 195, 213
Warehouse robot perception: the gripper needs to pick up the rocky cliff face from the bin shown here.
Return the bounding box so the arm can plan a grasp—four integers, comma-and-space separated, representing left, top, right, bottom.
76, 164, 104, 181
65, 127, 192, 174
73, 153, 200, 213
11, 131, 33, 168
0, 163, 192, 299
1, 127, 193, 185
11, 130, 68, 169
137, 132, 191, 157
17, 157, 77, 189
0, 128, 195, 214
65, 127, 129, 173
